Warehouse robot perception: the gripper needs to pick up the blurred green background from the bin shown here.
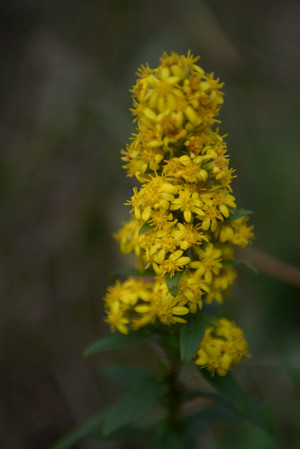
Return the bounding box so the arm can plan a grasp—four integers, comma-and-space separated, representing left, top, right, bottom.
1, 0, 300, 448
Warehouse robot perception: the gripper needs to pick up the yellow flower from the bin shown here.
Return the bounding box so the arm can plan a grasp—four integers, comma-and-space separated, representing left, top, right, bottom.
194, 318, 248, 376
171, 222, 208, 251
215, 217, 254, 248
231, 217, 254, 248
129, 175, 177, 221
114, 218, 141, 256
184, 132, 214, 157
153, 250, 190, 277
156, 111, 188, 145
178, 270, 209, 313
190, 244, 222, 283
201, 202, 224, 232
106, 301, 130, 335
171, 187, 205, 222
103, 278, 154, 334
134, 282, 189, 327
205, 265, 237, 304
145, 72, 182, 112
163, 155, 208, 183
121, 137, 164, 181
149, 211, 175, 230
201, 187, 236, 221
136, 63, 154, 79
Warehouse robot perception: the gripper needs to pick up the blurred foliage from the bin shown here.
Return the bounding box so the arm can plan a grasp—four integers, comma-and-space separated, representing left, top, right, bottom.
0, 0, 299, 448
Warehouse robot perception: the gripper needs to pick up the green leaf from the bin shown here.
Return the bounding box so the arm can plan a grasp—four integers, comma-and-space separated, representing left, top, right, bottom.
223, 259, 258, 275
191, 406, 240, 424
102, 365, 155, 387
153, 429, 191, 449
201, 370, 250, 416
222, 259, 241, 267
49, 410, 105, 449
180, 312, 206, 364
139, 221, 154, 234
185, 406, 240, 438
110, 266, 140, 277
201, 371, 272, 433
83, 329, 152, 357
227, 209, 253, 221
87, 425, 149, 441
109, 266, 155, 279
165, 270, 184, 297
248, 402, 273, 434
184, 390, 238, 414
241, 261, 259, 275
102, 379, 165, 436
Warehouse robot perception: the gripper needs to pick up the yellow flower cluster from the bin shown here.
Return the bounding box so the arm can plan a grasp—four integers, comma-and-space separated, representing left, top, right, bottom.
104, 277, 190, 334
194, 318, 249, 376
103, 52, 253, 364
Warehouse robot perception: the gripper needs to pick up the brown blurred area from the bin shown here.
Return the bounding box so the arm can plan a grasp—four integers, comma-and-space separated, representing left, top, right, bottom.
1, 1, 300, 448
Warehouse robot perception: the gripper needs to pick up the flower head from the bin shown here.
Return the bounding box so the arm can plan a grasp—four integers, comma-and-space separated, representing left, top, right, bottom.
103, 51, 254, 378
194, 318, 249, 376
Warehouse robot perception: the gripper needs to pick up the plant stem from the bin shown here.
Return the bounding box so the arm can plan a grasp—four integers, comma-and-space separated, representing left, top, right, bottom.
163, 334, 184, 432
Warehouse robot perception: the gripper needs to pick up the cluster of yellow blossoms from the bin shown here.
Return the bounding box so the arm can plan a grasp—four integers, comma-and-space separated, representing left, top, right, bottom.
194, 318, 249, 376
103, 52, 253, 375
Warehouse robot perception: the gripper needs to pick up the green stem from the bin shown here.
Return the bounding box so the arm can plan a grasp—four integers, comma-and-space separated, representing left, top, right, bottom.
165, 366, 182, 428
163, 333, 184, 432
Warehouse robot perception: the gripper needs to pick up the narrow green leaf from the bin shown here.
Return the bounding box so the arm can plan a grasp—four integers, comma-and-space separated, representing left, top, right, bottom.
227, 209, 253, 221
110, 266, 140, 277
102, 365, 155, 386
102, 379, 164, 436
185, 407, 240, 438
201, 370, 250, 416
139, 221, 154, 234
87, 425, 149, 441
83, 329, 152, 357
241, 261, 259, 275
201, 371, 272, 433
222, 259, 240, 267
222, 259, 258, 275
49, 410, 105, 449
191, 406, 240, 424
184, 390, 238, 414
165, 270, 184, 297
109, 266, 155, 279
180, 312, 206, 364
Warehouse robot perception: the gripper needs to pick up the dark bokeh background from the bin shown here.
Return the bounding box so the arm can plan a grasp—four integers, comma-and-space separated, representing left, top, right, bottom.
1, 1, 300, 448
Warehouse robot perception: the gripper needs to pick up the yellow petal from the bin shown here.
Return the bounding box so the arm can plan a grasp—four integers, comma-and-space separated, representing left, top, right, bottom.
135, 305, 151, 313
142, 206, 151, 221
220, 205, 229, 217
172, 306, 189, 315
202, 218, 210, 231
184, 210, 192, 222
143, 108, 157, 121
